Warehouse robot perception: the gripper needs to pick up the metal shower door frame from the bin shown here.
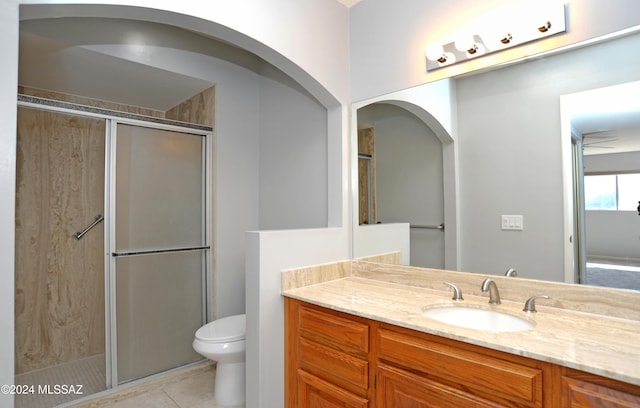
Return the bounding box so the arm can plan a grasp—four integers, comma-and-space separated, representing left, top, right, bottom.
105, 117, 212, 387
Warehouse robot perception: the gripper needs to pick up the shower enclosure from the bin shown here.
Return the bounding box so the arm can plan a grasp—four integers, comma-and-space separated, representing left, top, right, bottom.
15, 96, 212, 407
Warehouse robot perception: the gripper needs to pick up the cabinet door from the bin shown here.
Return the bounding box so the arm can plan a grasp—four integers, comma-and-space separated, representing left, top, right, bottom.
562, 376, 640, 408
377, 364, 504, 408
298, 370, 368, 408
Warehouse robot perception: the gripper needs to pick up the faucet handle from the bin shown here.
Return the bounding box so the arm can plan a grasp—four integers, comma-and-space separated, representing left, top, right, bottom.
443, 282, 464, 301
523, 295, 550, 313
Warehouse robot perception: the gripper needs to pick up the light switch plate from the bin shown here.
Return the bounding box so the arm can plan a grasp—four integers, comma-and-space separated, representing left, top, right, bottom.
501, 215, 523, 230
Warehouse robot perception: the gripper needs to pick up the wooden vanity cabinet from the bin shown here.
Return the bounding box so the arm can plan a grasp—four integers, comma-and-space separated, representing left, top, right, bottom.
285, 298, 640, 408
561, 369, 640, 407
285, 298, 375, 407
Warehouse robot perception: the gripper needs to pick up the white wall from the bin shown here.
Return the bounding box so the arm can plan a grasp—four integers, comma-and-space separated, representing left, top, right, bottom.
350, 0, 640, 102
586, 212, 640, 260
258, 70, 328, 230
584, 151, 640, 174
352, 223, 411, 264
456, 32, 640, 281
0, 2, 18, 407
245, 228, 348, 408
584, 151, 640, 261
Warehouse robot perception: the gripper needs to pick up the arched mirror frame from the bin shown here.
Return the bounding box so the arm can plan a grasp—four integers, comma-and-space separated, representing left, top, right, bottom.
351, 79, 459, 269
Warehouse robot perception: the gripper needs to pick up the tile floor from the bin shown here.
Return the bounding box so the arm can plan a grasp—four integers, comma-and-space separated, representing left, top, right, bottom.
15, 355, 106, 408
67, 362, 242, 408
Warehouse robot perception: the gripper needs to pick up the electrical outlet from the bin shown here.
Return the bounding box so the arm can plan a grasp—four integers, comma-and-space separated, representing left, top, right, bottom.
501, 215, 523, 230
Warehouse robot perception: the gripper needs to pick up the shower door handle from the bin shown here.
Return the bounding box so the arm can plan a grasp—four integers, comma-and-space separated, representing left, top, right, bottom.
410, 223, 445, 230
74, 214, 104, 240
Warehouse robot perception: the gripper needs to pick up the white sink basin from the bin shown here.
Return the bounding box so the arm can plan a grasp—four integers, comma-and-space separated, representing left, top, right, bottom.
422, 306, 534, 332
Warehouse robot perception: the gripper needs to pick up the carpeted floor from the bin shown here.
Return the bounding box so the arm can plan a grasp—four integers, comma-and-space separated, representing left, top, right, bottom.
585, 262, 640, 291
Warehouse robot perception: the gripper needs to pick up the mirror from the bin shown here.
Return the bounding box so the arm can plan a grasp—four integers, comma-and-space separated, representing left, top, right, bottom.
357, 103, 445, 269
563, 80, 640, 291
353, 29, 640, 291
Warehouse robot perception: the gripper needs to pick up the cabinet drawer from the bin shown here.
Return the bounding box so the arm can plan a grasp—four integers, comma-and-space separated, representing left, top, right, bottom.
562, 376, 640, 408
378, 327, 543, 407
299, 337, 369, 396
298, 369, 369, 408
299, 305, 369, 356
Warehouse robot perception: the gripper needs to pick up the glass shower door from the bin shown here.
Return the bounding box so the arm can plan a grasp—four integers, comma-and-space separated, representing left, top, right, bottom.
111, 123, 208, 383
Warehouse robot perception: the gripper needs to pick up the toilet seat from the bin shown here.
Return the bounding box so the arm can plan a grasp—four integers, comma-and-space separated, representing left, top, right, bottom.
195, 314, 245, 343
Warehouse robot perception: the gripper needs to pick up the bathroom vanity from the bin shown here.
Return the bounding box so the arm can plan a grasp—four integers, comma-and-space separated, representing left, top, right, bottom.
282, 259, 640, 407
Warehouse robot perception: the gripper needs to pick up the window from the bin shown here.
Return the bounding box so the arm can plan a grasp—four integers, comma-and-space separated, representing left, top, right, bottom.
584, 173, 640, 210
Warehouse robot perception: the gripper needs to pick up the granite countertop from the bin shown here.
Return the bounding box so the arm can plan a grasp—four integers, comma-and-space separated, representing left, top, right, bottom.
282, 268, 640, 386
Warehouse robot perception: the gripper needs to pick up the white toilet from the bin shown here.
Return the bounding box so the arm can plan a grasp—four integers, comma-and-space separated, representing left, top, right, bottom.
193, 314, 246, 406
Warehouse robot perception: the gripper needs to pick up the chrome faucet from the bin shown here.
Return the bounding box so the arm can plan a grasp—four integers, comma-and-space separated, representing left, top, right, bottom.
523, 295, 550, 313
504, 268, 518, 277
481, 278, 501, 304
443, 282, 464, 301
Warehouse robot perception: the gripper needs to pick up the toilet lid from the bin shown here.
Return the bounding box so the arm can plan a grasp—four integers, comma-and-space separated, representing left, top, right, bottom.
195, 314, 246, 343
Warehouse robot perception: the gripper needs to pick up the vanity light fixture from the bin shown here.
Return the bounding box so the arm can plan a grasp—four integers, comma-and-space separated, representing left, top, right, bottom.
538, 21, 552, 33
500, 33, 513, 44
425, 2, 566, 71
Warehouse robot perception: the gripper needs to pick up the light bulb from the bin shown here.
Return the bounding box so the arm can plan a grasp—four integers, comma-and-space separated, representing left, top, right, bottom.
425, 44, 445, 62
454, 35, 476, 53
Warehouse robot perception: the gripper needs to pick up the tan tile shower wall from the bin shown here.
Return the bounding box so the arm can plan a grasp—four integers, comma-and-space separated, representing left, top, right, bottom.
18, 86, 165, 118
18, 85, 216, 126
358, 127, 376, 225
15, 108, 106, 374
165, 86, 216, 127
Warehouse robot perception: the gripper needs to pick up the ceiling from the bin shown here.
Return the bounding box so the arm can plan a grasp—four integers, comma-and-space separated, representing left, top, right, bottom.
569, 83, 640, 156
19, 17, 263, 111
